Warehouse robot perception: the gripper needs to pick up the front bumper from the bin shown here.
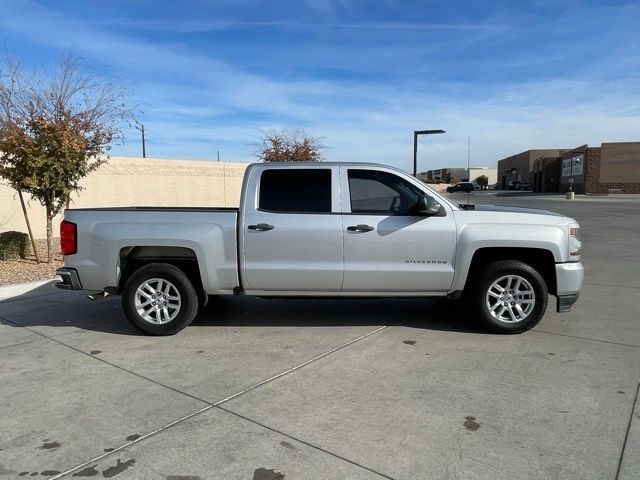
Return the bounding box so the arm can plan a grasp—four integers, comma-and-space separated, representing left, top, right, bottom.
557, 293, 580, 313
555, 262, 584, 313
55, 268, 82, 290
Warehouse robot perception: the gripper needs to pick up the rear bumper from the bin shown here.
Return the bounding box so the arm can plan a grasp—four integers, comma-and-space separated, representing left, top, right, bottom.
55, 268, 82, 290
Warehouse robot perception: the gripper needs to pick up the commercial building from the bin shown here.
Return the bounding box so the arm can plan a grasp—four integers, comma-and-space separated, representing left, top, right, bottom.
506, 142, 640, 194
497, 149, 565, 189
422, 167, 497, 185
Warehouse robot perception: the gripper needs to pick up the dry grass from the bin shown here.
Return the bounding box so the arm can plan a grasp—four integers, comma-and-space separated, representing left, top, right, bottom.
0, 238, 63, 286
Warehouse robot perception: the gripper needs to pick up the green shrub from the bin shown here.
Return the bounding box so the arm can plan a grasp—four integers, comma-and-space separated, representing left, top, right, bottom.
0, 231, 31, 260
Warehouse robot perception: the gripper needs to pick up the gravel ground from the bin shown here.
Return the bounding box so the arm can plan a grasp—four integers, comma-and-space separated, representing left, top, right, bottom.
0, 238, 63, 286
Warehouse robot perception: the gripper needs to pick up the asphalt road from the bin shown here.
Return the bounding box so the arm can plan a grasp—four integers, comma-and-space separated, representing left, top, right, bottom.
0, 192, 638, 479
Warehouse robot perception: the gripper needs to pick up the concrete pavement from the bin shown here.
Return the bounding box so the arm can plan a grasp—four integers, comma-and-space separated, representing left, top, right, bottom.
0, 193, 638, 479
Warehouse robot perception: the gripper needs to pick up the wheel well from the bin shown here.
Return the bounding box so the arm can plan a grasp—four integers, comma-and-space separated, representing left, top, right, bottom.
466, 247, 557, 295
118, 246, 207, 304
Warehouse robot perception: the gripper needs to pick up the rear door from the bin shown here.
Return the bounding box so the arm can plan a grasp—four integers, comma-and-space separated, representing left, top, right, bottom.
241, 166, 343, 292
340, 166, 457, 293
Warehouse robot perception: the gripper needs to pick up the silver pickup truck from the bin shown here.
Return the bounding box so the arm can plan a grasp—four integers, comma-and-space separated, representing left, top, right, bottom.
56, 162, 583, 335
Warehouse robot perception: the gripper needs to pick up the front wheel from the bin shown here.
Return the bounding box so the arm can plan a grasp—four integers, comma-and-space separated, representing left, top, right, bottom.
122, 263, 199, 336
470, 260, 548, 334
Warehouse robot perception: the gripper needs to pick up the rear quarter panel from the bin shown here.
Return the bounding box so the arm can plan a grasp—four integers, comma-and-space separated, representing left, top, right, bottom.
62, 209, 239, 293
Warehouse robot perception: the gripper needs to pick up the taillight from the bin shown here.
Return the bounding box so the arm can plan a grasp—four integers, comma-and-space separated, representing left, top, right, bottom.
60, 220, 77, 255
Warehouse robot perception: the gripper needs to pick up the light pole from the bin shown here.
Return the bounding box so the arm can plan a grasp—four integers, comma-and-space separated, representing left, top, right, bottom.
413, 129, 445, 176
569, 153, 583, 192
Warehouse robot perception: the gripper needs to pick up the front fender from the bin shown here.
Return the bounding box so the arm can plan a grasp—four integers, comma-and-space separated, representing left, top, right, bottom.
450, 223, 567, 292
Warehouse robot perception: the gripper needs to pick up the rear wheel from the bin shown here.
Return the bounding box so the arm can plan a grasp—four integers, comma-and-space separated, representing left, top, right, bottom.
470, 260, 548, 334
122, 263, 199, 335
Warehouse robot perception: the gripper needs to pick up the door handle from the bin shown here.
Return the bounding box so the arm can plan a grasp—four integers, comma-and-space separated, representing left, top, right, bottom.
347, 224, 374, 232
248, 223, 274, 231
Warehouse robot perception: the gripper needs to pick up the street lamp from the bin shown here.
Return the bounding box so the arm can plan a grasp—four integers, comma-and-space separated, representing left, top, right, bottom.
568, 153, 583, 192
413, 129, 446, 176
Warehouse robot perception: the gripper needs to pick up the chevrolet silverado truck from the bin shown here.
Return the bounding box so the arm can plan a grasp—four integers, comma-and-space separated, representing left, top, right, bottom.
55, 162, 583, 336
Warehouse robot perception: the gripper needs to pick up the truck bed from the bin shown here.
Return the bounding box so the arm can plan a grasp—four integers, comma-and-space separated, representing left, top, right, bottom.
62, 207, 239, 294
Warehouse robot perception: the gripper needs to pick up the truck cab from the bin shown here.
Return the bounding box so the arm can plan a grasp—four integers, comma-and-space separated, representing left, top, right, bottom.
240, 163, 457, 295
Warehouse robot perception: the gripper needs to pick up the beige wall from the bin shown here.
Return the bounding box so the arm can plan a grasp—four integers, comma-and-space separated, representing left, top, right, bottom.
468, 168, 497, 185
0, 157, 249, 238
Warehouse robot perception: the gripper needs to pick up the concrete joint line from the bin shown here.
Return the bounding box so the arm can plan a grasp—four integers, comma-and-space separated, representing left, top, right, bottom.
213, 324, 391, 406
46, 405, 214, 480
0, 314, 212, 406
615, 377, 640, 479
584, 281, 640, 291
532, 329, 640, 348
34, 322, 393, 478
216, 405, 396, 480
0, 337, 46, 350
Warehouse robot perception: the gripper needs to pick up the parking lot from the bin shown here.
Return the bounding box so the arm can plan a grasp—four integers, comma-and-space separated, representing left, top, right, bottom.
1, 192, 639, 480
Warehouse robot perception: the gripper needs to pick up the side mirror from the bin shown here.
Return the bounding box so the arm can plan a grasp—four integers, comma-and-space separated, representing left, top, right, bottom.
415, 195, 442, 216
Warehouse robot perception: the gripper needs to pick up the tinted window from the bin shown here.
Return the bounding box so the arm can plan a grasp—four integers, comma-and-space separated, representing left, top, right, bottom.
259, 169, 332, 213
348, 169, 423, 215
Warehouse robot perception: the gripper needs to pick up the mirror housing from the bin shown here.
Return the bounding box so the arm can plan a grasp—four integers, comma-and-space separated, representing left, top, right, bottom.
415, 195, 442, 216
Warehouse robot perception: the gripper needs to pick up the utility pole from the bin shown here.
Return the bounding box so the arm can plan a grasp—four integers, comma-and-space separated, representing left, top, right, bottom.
136, 123, 146, 158
467, 136, 471, 181
467, 136, 471, 204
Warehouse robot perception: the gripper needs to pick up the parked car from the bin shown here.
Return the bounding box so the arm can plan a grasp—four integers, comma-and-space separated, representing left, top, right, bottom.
446, 182, 475, 193
56, 162, 583, 336
508, 181, 532, 191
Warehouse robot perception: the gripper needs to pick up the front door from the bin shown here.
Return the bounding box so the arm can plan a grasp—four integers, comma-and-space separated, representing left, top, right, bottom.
242, 167, 343, 292
341, 167, 457, 293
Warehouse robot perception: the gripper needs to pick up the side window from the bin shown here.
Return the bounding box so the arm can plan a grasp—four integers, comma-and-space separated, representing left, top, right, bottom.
259, 169, 332, 213
348, 169, 423, 215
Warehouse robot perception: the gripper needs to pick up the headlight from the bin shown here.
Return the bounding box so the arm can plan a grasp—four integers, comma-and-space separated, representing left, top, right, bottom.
568, 224, 581, 260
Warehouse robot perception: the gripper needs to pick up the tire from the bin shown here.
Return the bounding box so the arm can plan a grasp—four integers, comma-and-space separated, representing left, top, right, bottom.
469, 260, 548, 334
122, 263, 199, 336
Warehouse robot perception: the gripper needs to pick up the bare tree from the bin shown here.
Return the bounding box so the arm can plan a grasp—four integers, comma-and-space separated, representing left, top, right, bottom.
254, 128, 325, 162
0, 52, 135, 262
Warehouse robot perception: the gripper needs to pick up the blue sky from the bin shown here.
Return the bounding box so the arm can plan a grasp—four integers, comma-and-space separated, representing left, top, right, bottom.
1, 0, 639, 172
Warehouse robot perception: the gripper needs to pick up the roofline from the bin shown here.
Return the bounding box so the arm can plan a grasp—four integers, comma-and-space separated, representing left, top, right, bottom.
248, 161, 394, 168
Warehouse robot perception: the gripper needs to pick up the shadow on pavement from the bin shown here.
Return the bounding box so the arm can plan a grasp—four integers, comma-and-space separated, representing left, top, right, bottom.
0, 286, 486, 336
195, 295, 485, 333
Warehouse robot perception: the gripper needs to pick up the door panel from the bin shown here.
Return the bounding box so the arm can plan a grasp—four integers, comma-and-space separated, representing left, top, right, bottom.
243, 212, 343, 291
342, 213, 456, 292
241, 166, 343, 291
341, 166, 456, 292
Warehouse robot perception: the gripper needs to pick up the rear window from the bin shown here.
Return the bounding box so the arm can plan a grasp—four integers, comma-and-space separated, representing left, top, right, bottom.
259, 169, 332, 213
